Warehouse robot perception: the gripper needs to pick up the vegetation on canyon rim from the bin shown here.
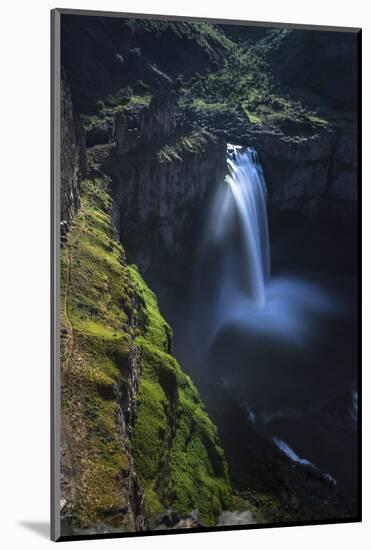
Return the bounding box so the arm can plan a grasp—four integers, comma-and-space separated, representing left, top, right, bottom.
79, 24, 346, 138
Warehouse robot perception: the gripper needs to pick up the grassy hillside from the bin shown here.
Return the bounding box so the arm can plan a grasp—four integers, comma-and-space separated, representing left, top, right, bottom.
178, 32, 330, 134
60, 177, 232, 530
60, 178, 141, 529
130, 264, 233, 524
64, 18, 355, 137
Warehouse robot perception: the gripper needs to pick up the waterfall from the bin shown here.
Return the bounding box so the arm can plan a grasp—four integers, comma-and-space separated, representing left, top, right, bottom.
180, 144, 354, 502
198, 143, 337, 345
225, 144, 270, 307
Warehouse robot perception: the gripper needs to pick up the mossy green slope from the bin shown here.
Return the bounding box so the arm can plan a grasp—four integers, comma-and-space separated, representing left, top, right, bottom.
61, 177, 232, 529
129, 264, 233, 525
178, 29, 330, 134
61, 178, 140, 530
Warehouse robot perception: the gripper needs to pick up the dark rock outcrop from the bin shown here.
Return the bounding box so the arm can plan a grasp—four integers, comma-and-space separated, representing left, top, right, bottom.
266, 30, 358, 111
115, 89, 176, 156
61, 16, 228, 113
179, 105, 357, 225
108, 134, 226, 274
199, 384, 355, 523
60, 72, 87, 238
84, 88, 228, 276
148, 508, 258, 530
251, 129, 358, 223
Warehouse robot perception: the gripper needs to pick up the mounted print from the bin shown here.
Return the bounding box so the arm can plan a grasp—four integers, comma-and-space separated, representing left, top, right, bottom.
51, 9, 361, 541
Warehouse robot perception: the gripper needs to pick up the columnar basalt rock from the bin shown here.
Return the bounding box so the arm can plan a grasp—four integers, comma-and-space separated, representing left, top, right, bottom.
249, 129, 358, 221
180, 105, 357, 223
114, 89, 177, 156
97, 87, 228, 274
108, 133, 226, 273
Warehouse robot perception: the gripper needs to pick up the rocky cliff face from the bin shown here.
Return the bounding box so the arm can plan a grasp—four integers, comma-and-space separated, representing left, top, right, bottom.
60, 73, 87, 238
115, 89, 176, 156
61, 16, 229, 113
109, 134, 226, 274
85, 88, 227, 276
252, 129, 358, 223
266, 30, 358, 111
200, 384, 354, 523
180, 106, 357, 225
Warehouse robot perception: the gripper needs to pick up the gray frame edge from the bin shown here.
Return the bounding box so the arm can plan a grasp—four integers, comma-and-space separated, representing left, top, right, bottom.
55, 7, 361, 33
51, 7, 61, 543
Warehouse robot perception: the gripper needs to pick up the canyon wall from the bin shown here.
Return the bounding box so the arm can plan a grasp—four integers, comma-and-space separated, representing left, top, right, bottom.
251, 130, 358, 223
180, 105, 357, 225
60, 73, 87, 238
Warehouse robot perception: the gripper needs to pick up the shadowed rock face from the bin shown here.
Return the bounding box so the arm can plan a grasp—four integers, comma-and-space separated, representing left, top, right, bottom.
177, 106, 358, 225
60, 72, 87, 238
195, 384, 355, 523
82, 86, 227, 278
61, 15, 227, 113
108, 134, 226, 274
267, 30, 358, 111
114, 89, 177, 156
254, 129, 358, 223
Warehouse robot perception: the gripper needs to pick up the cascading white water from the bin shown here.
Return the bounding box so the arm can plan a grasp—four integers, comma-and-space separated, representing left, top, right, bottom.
225, 144, 270, 307
201, 143, 336, 344
181, 144, 355, 501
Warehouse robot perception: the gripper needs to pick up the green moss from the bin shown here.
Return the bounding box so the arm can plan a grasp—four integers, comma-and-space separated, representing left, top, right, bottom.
61, 177, 146, 529
81, 90, 153, 136
106, 86, 133, 107
80, 113, 101, 131
157, 130, 212, 164
61, 177, 232, 529
129, 266, 233, 526
242, 107, 263, 125
237, 490, 291, 524
123, 19, 234, 53
305, 113, 329, 128
191, 98, 230, 114
128, 94, 152, 109
178, 33, 333, 134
